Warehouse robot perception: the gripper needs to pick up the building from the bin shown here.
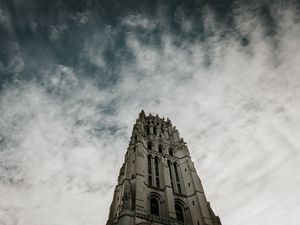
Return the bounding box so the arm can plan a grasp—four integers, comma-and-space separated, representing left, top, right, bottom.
106, 110, 221, 225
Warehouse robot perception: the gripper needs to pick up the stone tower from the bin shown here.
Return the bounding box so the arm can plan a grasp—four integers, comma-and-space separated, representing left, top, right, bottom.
106, 111, 221, 225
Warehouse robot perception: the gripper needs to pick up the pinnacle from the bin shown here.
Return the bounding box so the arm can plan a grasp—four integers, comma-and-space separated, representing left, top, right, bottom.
139, 109, 146, 117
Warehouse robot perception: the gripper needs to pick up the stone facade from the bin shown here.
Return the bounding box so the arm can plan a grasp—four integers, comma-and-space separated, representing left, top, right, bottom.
106, 110, 221, 225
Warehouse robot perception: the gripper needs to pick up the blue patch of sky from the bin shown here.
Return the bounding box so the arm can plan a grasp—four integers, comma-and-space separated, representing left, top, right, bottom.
0, 0, 299, 90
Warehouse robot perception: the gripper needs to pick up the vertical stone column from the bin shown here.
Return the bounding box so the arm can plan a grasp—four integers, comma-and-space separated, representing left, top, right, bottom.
134, 142, 146, 214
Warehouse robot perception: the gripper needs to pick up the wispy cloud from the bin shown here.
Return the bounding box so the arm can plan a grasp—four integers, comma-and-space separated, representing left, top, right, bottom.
0, 1, 300, 225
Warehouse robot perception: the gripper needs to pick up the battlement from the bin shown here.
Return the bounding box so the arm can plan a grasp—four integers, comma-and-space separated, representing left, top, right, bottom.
138, 110, 173, 127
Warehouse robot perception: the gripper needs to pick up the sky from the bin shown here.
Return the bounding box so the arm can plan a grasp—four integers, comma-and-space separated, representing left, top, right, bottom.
0, 0, 300, 225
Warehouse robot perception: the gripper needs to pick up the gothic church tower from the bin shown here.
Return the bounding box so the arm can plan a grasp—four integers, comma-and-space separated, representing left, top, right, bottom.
106, 111, 221, 225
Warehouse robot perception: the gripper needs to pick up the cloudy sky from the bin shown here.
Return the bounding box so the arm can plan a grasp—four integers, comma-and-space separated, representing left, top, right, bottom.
0, 0, 300, 224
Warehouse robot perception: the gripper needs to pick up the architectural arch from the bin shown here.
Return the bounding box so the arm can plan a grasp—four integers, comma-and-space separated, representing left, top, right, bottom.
175, 203, 184, 222
150, 197, 159, 216
148, 192, 163, 202
148, 192, 164, 217
174, 199, 190, 223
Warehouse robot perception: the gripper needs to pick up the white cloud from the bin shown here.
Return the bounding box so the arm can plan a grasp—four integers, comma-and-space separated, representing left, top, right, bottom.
81, 28, 115, 68
0, 78, 127, 224
117, 5, 300, 225
1, 3, 300, 225
122, 14, 158, 30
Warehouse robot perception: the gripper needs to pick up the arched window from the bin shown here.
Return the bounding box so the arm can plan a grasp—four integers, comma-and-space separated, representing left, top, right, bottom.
169, 148, 173, 156
175, 203, 184, 222
148, 142, 152, 150
153, 126, 157, 135
150, 198, 159, 216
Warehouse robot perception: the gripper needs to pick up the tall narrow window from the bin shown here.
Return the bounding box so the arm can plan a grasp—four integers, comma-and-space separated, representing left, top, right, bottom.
155, 157, 159, 176
150, 198, 159, 216
173, 162, 182, 194
175, 204, 184, 222
148, 142, 152, 150
169, 148, 173, 156
148, 175, 152, 186
148, 155, 152, 174
168, 161, 174, 192
177, 184, 182, 194
168, 161, 172, 180
174, 163, 180, 182
145, 125, 150, 135
153, 126, 157, 135
131, 195, 135, 210
156, 177, 160, 188
158, 145, 162, 153
154, 157, 159, 188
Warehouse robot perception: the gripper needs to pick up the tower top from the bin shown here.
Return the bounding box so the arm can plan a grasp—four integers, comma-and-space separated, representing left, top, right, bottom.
107, 112, 222, 225
138, 110, 173, 127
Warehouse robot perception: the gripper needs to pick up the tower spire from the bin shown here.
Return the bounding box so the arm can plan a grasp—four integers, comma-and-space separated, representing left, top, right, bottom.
139, 109, 145, 118
107, 112, 221, 225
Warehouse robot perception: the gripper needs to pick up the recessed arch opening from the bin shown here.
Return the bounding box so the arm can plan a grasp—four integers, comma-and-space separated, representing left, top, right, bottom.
150, 197, 159, 216
175, 203, 184, 222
